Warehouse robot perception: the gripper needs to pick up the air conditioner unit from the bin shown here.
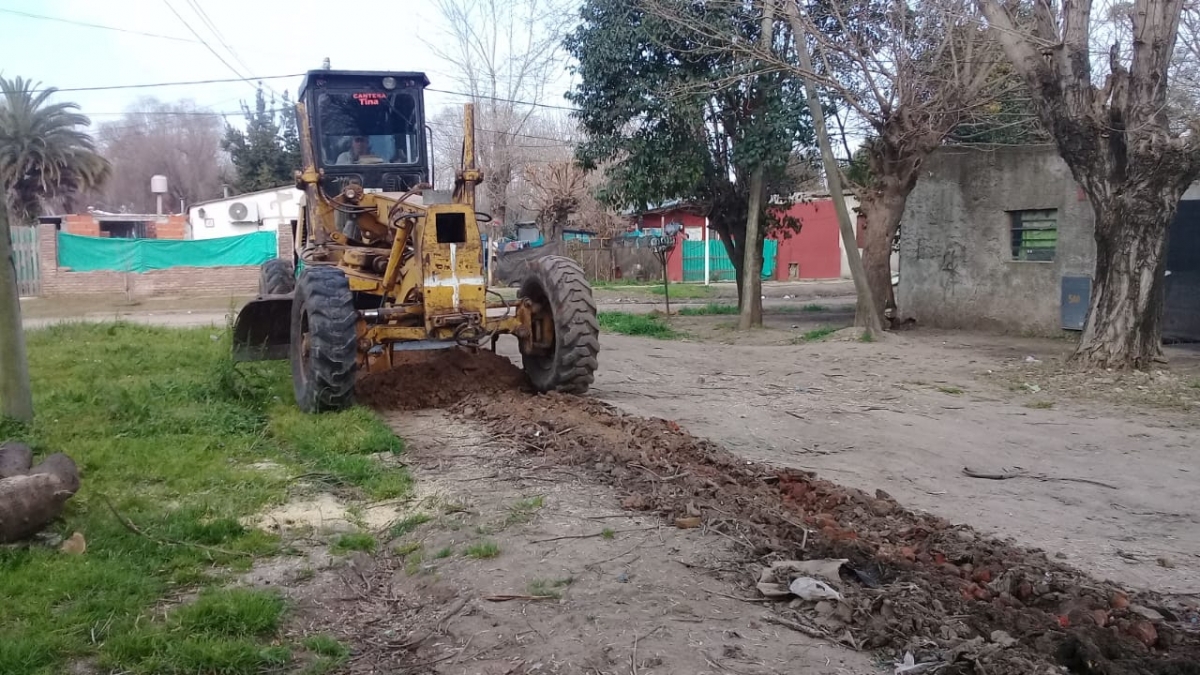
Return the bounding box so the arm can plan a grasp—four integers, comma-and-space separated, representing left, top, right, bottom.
228, 201, 260, 223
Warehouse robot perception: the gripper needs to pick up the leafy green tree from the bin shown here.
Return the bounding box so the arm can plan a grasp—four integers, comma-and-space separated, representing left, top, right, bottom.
566, 0, 812, 309
222, 86, 299, 193
0, 76, 110, 422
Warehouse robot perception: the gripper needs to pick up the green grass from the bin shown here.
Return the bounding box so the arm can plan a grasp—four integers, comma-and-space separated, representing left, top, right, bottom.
465, 541, 501, 559
331, 532, 377, 555
302, 635, 350, 660
394, 542, 422, 557
802, 304, 827, 312
677, 303, 739, 316
506, 495, 545, 525
937, 386, 964, 395
1025, 400, 1056, 409
859, 330, 876, 343
800, 325, 838, 342
649, 283, 717, 299
388, 513, 432, 539
434, 546, 455, 559
598, 312, 680, 339
0, 323, 410, 675
601, 528, 616, 540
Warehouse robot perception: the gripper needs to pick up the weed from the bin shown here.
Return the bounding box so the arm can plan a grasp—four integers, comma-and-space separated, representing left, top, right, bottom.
389, 513, 432, 539
331, 532, 377, 555
435, 546, 455, 559
801, 304, 826, 312
506, 495, 545, 525
394, 542, 422, 557
1191, 380, 1200, 389
937, 386, 964, 395
269, 407, 409, 500
528, 577, 574, 598
598, 312, 680, 339
1026, 400, 1056, 409
859, 330, 875, 343
404, 550, 426, 576
801, 325, 837, 342
465, 541, 501, 559
302, 635, 350, 661
294, 568, 316, 582
677, 303, 738, 316
601, 528, 616, 540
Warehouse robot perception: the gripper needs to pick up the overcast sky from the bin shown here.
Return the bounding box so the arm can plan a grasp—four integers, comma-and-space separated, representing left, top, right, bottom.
0, 0, 579, 128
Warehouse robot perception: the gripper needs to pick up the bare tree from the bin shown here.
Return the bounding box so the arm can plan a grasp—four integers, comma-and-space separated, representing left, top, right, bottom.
426, 0, 576, 226
978, 0, 1200, 368
93, 98, 228, 213
650, 0, 1006, 325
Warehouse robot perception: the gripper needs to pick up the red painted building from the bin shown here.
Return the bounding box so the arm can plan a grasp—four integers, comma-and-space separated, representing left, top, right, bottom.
636, 196, 860, 282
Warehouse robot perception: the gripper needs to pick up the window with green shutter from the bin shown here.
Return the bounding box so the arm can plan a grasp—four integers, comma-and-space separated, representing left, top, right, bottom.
1010, 209, 1058, 262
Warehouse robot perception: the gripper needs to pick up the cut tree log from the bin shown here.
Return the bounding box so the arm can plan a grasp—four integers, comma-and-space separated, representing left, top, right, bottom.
0, 473, 76, 543
0, 441, 33, 478
29, 452, 80, 494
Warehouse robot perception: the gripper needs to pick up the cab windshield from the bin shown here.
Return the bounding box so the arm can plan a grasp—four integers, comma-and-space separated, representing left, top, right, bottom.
318, 91, 421, 166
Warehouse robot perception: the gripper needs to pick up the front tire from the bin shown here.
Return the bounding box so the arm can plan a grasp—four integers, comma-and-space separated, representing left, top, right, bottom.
290, 266, 358, 412
259, 258, 295, 295
518, 256, 600, 394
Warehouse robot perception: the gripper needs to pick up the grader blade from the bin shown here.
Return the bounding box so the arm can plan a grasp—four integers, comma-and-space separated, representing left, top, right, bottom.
232, 295, 293, 362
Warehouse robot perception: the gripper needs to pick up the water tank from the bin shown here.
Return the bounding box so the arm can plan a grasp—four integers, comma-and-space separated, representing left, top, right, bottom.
150, 175, 169, 194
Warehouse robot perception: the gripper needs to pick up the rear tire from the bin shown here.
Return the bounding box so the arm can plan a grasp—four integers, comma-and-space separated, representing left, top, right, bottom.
519, 256, 600, 394
290, 266, 358, 412
259, 258, 295, 295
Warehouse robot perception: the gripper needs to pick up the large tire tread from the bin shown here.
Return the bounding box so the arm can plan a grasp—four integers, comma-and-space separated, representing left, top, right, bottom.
291, 266, 358, 412
520, 256, 600, 394
260, 258, 296, 295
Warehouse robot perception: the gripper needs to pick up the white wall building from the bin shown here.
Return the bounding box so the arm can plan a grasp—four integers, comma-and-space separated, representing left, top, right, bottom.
188, 187, 301, 240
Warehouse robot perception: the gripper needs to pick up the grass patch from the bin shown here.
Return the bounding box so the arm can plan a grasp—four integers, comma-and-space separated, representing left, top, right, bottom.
389, 513, 432, 539
403, 549, 427, 576
937, 386, 964, 395
528, 577, 574, 599
800, 325, 838, 342
677, 303, 738, 316
0, 323, 410, 674
1025, 400, 1056, 409
649, 283, 716, 299
100, 588, 289, 673
801, 303, 827, 312
394, 542, 422, 557
859, 330, 876, 343
434, 546, 455, 559
506, 495, 545, 525
302, 635, 350, 660
601, 528, 616, 540
598, 312, 680, 339
331, 532, 377, 555
465, 541, 501, 559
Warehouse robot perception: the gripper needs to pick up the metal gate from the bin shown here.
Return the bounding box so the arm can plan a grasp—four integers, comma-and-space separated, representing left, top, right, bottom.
9, 225, 40, 297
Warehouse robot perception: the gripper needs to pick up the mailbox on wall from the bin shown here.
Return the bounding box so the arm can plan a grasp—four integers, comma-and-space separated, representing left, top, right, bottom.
1061, 275, 1091, 330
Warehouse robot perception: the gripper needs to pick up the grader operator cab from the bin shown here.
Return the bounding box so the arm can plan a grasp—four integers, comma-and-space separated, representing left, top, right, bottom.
232, 69, 600, 412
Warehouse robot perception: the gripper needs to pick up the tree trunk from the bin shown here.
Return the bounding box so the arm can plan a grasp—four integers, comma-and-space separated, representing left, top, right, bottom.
716, 227, 745, 310
858, 188, 905, 319
739, 167, 766, 329
1073, 193, 1173, 368
786, 4, 883, 334
0, 202, 34, 423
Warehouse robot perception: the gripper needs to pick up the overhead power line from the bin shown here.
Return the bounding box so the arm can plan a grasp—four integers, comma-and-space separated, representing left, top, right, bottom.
21, 74, 305, 95
0, 7, 196, 42
161, 0, 256, 91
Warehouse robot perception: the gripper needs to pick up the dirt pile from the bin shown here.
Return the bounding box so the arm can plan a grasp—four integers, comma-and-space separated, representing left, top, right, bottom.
455, 392, 1200, 675
357, 348, 530, 410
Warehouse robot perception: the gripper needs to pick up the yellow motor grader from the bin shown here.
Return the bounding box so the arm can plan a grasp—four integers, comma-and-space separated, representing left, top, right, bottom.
231, 69, 599, 412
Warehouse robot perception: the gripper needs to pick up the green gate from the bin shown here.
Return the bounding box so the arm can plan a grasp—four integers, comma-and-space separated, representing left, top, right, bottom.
681, 239, 776, 282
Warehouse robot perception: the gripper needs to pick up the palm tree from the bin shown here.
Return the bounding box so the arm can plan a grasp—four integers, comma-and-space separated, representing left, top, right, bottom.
0, 76, 111, 221
0, 76, 110, 423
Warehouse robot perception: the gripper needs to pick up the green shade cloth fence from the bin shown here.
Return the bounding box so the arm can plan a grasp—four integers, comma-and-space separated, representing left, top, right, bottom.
681, 239, 777, 282
58, 231, 277, 273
